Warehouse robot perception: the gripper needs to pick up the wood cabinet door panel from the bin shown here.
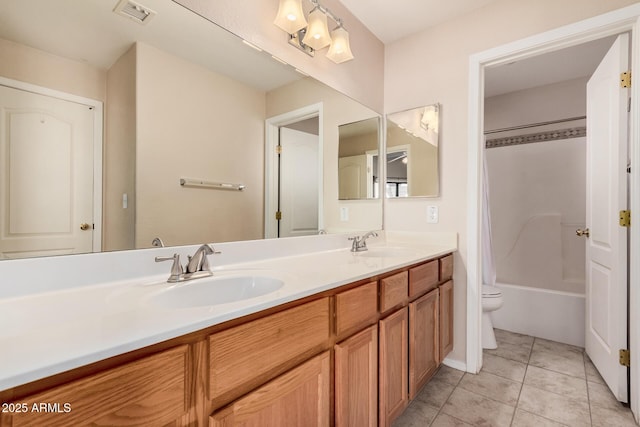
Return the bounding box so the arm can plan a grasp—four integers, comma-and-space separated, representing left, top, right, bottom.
335, 281, 378, 340
209, 351, 330, 427
378, 308, 408, 427
409, 261, 438, 299
209, 298, 330, 405
380, 272, 408, 313
409, 288, 439, 399
3, 346, 188, 427
439, 255, 453, 281
335, 325, 378, 427
439, 280, 454, 362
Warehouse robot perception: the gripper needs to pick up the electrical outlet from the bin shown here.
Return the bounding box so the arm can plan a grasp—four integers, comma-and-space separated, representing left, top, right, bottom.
427, 205, 438, 224
340, 207, 349, 221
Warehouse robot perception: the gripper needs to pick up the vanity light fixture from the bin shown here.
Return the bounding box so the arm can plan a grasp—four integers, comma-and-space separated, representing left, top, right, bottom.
274, 0, 354, 63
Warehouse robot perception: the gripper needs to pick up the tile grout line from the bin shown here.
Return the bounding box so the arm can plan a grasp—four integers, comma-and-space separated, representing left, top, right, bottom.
584, 352, 594, 426
428, 368, 466, 426
509, 336, 535, 426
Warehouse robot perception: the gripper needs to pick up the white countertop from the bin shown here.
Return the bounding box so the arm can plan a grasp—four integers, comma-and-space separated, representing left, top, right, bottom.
0, 234, 456, 391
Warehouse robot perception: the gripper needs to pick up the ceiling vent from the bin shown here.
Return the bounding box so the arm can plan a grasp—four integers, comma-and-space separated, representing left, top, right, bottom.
113, 0, 156, 25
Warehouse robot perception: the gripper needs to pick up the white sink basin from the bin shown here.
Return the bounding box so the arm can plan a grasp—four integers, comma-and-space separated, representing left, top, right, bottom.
356, 247, 420, 258
149, 275, 285, 309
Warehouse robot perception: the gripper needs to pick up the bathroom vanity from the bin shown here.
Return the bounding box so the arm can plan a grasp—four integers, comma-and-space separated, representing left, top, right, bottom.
0, 236, 455, 426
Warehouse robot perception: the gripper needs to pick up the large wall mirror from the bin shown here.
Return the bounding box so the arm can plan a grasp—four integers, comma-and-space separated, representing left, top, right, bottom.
338, 117, 380, 200
386, 104, 440, 198
0, 0, 382, 260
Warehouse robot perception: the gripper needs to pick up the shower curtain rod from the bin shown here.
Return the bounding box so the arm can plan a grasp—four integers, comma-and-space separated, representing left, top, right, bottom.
484, 115, 586, 135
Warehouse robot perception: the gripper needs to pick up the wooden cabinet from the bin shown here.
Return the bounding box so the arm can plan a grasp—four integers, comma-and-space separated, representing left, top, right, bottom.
378, 308, 408, 427
209, 298, 330, 407
2, 345, 188, 427
440, 254, 453, 281
335, 325, 378, 427
409, 260, 439, 298
380, 271, 408, 314
439, 280, 454, 362
210, 351, 330, 427
409, 288, 439, 399
335, 281, 378, 341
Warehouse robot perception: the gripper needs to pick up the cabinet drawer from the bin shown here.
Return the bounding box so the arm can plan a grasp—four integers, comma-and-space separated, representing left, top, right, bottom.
440, 254, 453, 281
380, 271, 408, 313
335, 281, 378, 340
4, 346, 188, 427
409, 260, 438, 298
209, 298, 330, 405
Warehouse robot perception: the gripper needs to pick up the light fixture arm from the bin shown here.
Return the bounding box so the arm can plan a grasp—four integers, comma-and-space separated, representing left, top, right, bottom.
307, 0, 344, 30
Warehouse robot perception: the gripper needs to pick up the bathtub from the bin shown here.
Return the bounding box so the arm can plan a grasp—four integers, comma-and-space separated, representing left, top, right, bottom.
490, 282, 585, 347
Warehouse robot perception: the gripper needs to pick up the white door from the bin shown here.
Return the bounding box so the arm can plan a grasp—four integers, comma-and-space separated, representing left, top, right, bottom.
279, 127, 319, 237
0, 85, 95, 259
338, 154, 368, 199
584, 33, 629, 402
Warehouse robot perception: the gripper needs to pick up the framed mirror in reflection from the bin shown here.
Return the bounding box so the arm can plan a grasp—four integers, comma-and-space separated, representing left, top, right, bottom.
386, 104, 440, 198
338, 117, 380, 200
0, 0, 382, 260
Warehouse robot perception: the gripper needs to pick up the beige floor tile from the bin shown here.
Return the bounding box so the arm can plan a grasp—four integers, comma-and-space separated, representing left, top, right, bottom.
584, 357, 605, 385
524, 365, 588, 402
441, 387, 515, 427
590, 402, 637, 427
485, 341, 532, 364
494, 329, 535, 347
458, 371, 522, 406
433, 364, 465, 386
430, 413, 475, 427
533, 338, 583, 357
529, 347, 586, 379
518, 384, 591, 426
482, 352, 527, 382
588, 381, 625, 411
414, 375, 456, 408
511, 409, 568, 427
391, 399, 439, 427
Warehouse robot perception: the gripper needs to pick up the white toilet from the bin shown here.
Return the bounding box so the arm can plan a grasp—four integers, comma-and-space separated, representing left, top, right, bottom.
482, 285, 504, 349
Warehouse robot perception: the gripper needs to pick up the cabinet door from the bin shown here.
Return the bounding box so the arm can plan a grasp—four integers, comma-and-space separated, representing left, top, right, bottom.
378, 308, 408, 427
335, 325, 378, 427
409, 288, 439, 400
439, 280, 454, 362
209, 351, 330, 427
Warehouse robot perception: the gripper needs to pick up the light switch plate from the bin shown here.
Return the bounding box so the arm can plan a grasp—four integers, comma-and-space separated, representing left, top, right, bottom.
340, 207, 349, 221
427, 205, 438, 223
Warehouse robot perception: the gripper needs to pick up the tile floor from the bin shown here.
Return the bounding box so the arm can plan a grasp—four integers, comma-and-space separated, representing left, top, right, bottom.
393, 329, 637, 426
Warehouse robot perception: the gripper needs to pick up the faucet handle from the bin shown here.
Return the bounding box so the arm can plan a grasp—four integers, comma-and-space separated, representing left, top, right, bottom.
155, 253, 183, 281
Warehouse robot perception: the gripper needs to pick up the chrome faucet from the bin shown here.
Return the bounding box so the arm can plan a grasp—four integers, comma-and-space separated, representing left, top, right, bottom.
349, 231, 379, 252
155, 244, 221, 282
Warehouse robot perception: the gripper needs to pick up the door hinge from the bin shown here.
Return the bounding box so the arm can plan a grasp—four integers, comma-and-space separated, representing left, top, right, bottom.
276, 145, 282, 155
275, 211, 282, 220
619, 210, 631, 227
620, 349, 630, 367
621, 72, 631, 88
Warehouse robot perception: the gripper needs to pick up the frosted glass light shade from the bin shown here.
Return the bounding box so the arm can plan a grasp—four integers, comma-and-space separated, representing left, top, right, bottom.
273, 0, 307, 34
302, 8, 331, 50
326, 26, 354, 63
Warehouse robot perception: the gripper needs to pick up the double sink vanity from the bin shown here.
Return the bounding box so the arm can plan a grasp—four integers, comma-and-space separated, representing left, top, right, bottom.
0, 232, 456, 426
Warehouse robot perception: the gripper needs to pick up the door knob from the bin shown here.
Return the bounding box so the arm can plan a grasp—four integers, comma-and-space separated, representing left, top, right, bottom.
576, 228, 590, 238
80, 223, 91, 231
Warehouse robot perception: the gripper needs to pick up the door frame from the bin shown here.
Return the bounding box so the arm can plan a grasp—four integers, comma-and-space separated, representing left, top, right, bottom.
466, 4, 640, 417
0, 76, 103, 253
264, 103, 324, 238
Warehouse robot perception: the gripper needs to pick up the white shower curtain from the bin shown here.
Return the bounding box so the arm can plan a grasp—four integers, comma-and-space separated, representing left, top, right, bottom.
482, 150, 497, 287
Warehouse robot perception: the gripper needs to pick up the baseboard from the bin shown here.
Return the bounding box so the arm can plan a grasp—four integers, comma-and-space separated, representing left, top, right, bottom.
442, 357, 467, 372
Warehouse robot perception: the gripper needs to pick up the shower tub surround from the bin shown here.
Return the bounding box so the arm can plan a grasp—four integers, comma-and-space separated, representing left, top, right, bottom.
0, 231, 456, 392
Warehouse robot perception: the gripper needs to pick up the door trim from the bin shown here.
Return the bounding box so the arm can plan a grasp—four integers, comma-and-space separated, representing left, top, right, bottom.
264, 103, 324, 239
0, 76, 103, 253
466, 4, 640, 418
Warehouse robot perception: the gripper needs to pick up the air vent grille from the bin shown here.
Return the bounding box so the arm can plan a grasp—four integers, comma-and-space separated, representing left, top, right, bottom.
114, 0, 156, 25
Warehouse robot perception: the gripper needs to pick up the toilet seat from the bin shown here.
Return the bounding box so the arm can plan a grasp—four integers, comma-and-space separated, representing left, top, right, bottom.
482, 285, 502, 297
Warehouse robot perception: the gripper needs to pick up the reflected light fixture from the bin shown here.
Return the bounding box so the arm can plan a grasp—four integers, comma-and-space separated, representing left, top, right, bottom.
273, 0, 354, 63
302, 7, 331, 50
273, 0, 307, 34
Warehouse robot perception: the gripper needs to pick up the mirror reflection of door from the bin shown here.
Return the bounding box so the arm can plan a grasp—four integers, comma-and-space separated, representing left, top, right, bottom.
337, 117, 380, 200
278, 118, 319, 237
0, 83, 98, 259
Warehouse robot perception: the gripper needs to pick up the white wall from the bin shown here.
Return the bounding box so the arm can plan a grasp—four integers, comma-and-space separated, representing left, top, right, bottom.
383, 0, 638, 365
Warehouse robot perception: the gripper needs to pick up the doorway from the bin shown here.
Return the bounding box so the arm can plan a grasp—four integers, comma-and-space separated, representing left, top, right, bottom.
466, 6, 640, 419
264, 103, 324, 238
